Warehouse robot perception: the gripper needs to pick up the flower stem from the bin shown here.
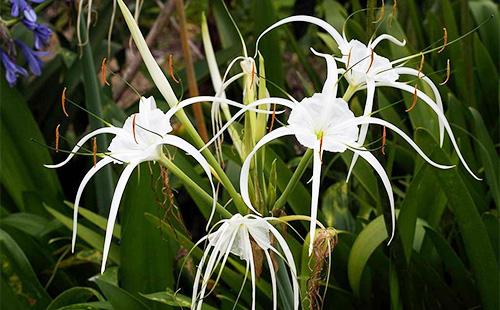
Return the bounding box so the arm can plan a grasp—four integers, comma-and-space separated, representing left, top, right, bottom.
158, 155, 232, 219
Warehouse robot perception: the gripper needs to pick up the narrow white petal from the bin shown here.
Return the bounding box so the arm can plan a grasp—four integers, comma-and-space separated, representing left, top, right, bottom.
192, 243, 213, 308
45, 127, 121, 169
255, 15, 346, 58
240, 127, 295, 214
376, 81, 481, 180
347, 80, 375, 182
391, 67, 445, 146
116, 0, 177, 107
246, 231, 257, 310
202, 98, 295, 152
267, 225, 300, 310
160, 135, 217, 228
72, 157, 113, 252
308, 143, 323, 256
369, 34, 406, 49
348, 147, 396, 244
264, 250, 277, 310
201, 13, 224, 95
310, 48, 338, 98
101, 163, 138, 274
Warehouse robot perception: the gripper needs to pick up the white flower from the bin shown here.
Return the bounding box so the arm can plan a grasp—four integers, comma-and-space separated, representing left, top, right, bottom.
255, 15, 481, 182
207, 50, 464, 255
192, 214, 299, 310
45, 97, 216, 273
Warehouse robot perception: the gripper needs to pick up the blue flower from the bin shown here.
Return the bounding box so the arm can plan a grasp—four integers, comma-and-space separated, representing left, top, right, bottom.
23, 20, 52, 49
15, 40, 48, 76
10, 0, 43, 22
0, 49, 28, 86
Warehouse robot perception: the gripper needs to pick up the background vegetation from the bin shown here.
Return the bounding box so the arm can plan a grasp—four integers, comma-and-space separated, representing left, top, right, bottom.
0, 0, 498, 309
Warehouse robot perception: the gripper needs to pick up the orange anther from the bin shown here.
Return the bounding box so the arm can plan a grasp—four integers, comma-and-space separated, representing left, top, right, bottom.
373, 0, 385, 23
55, 124, 60, 153
417, 53, 424, 78
346, 47, 352, 69
438, 28, 447, 53
168, 54, 180, 83
366, 49, 375, 73
92, 137, 97, 167
101, 58, 110, 86
392, 0, 397, 18
132, 114, 139, 144
61, 87, 68, 117
440, 59, 451, 85
406, 85, 418, 112
318, 132, 324, 161
250, 63, 255, 89
269, 104, 277, 132
381, 126, 387, 155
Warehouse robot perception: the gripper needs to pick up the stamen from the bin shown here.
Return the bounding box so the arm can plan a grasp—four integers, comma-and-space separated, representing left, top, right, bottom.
92, 137, 97, 167
373, 0, 385, 23
440, 59, 451, 85
268, 103, 277, 132
101, 58, 110, 86
55, 124, 60, 153
417, 53, 424, 78
168, 54, 180, 84
61, 87, 69, 117
438, 28, 447, 53
406, 84, 418, 112
250, 63, 255, 89
346, 47, 352, 68
381, 126, 387, 155
366, 48, 375, 73
132, 114, 139, 144
319, 132, 324, 161
392, 0, 397, 18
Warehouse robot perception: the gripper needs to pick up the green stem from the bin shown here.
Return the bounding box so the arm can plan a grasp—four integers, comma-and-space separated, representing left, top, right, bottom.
272, 149, 313, 211
158, 155, 232, 219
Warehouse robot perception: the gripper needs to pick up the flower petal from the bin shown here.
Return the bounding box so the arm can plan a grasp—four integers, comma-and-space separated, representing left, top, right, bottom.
45, 127, 122, 169
376, 81, 481, 180
255, 15, 346, 58
347, 80, 375, 182
309, 143, 323, 256
391, 67, 445, 146
310, 48, 339, 98
347, 147, 396, 244
264, 249, 277, 310
240, 127, 295, 214
160, 135, 217, 228
101, 163, 138, 273
72, 157, 113, 252
369, 34, 406, 49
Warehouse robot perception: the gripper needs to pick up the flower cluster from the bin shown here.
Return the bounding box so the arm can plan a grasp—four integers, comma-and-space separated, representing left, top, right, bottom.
48, 2, 481, 308
1, 0, 52, 86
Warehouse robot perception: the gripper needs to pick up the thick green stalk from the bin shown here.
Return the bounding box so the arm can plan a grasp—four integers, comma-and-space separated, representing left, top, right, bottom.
158, 155, 232, 219
80, 20, 114, 214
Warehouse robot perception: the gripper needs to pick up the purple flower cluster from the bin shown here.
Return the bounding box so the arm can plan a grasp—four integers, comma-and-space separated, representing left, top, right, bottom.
1, 0, 52, 86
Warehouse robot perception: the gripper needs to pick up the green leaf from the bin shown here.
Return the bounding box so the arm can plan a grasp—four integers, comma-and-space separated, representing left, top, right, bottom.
92, 272, 149, 310
141, 288, 216, 310
45, 206, 120, 264
416, 129, 498, 310
0, 228, 51, 309
64, 203, 121, 239
47, 287, 105, 310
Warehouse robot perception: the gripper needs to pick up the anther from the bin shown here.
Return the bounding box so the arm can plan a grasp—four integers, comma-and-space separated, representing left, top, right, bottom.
346, 48, 352, 69
55, 124, 60, 153
132, 114, 139, 144
381, 126, 387, 155
417, 53, 424, 78
101, 58, 110, 86
92, 137, 97, 167
269, 104, 277, 132
406, 85, 418, 112
438, 28, 447, 53
366, 49, 375, 73
392, 0, 397, 18
168, 54, 180, 84
373, 0, 385, 23
319, 132, 324, 161
250, 63, 255, 89
61, 87, 68, 117
440, 59, 451, 85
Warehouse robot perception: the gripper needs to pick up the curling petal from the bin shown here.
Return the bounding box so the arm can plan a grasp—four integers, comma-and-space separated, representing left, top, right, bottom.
101, 163, 138, 273
72, 157, 113, 252
370, 34, 406, 49
264, 250, 277, 310
376, 81, 481, 180
45, 127, 122, 169
240, 127, 295, 214
347, 80, 375, 182
310, 48, 339, 98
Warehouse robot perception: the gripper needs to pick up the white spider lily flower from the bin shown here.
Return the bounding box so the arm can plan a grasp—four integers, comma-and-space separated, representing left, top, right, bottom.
192, 214, 299, 310
254, 15, 466, 182
208, 50, 462, 255
45, 97, 216, 273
